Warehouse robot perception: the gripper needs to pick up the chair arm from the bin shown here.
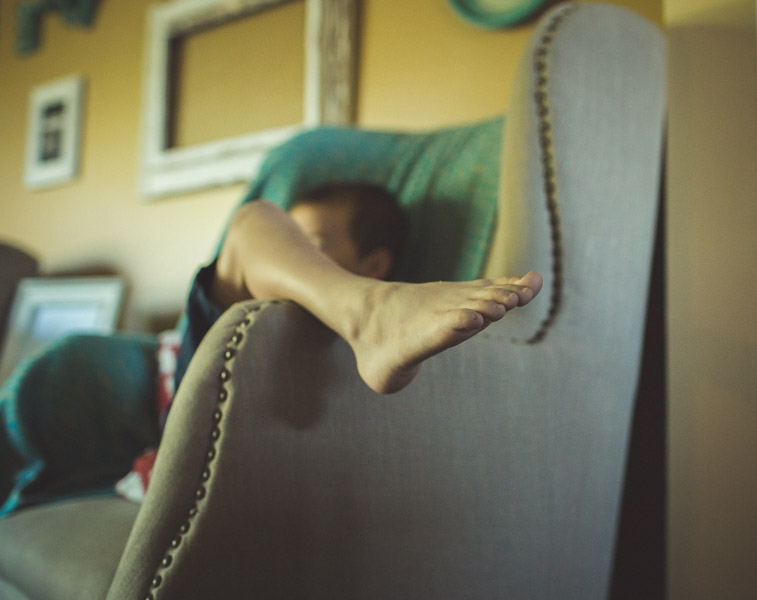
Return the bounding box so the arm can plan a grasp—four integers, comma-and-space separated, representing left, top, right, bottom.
107, 297, 635, 599
108, 300, 311, 599
109, 299, 387, 599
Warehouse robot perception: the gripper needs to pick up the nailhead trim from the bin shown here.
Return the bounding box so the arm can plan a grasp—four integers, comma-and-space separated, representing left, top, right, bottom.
526, 2, 577, 344
145, 302, 272, 598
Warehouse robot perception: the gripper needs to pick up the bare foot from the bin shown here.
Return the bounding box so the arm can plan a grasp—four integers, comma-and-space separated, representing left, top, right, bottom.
339, 272, 543, 394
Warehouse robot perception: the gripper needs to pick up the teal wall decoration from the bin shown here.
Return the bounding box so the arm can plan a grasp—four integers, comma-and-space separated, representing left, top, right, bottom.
447, 0, 548, 29
16, 0, 102, 55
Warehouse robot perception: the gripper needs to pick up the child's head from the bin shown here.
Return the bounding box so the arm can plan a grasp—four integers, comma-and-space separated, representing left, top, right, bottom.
290, 182, 408, 280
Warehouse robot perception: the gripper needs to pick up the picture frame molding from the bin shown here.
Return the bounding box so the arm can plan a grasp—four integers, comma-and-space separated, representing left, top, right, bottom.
24, 74, 86, 190
0, 277, 125, 384
139, 0, 358, 199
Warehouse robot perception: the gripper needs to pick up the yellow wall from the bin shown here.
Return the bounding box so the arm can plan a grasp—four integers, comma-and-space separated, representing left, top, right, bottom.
359, 0, 661, 128
0, 0, 245, 330
0, 0, 659, 330
665, 0, 757, 598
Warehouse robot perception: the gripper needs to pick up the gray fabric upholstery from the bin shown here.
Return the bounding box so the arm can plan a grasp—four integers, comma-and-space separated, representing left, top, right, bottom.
107, 4, 665, 599
115, 299, 642, 599
0, 497, 138, 599
0, 579, 30, 600
106, 302, 259, 600
0, 3, 667, 599
485, 1, 666, 344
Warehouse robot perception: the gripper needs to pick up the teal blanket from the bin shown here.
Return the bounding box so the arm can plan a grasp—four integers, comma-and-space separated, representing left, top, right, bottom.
0, 333, 160, 516
237, 116, 505, 283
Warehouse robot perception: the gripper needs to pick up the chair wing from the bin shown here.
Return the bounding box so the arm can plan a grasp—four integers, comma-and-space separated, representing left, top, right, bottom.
108, 3, 666, 599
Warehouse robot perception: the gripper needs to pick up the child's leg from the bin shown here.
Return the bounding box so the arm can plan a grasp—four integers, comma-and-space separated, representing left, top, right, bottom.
213, 201, 543, 394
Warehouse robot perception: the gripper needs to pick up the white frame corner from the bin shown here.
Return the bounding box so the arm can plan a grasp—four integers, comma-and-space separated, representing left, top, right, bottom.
139, 0, 358, 199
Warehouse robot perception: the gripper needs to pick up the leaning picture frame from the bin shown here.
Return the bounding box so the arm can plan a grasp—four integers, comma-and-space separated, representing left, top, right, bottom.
24, 75, 86, 189
0, 277, 125, 384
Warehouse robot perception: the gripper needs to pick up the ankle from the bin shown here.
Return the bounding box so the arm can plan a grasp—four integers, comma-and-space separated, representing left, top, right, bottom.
331, 278, 389, 346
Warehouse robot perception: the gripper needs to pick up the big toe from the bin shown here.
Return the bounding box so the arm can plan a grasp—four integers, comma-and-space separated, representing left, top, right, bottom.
519, 271, 543, 296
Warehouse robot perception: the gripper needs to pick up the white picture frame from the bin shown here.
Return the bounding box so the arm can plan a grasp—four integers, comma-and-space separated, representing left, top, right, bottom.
24, 75, 86, 190
0, 277, 125, 384
139, 0, 358, 199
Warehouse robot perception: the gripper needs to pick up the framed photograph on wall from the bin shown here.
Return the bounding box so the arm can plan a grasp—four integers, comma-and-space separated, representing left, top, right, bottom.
0, 277, 124, 384
24, 75, 86, 189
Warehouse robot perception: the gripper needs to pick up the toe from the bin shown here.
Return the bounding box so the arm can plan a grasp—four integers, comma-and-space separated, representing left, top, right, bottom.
464, 299, 508, 322
474, 284, 518, 304
490, 283, 533, 306
448, 308, 485, 331
495, 272, 543, 306
518, 272, 543, 295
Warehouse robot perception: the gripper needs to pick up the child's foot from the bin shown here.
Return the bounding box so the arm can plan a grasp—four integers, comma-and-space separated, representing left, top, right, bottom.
342, 272, 543, 393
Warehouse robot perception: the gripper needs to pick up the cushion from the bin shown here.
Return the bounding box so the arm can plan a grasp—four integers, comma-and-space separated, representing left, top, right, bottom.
0, 497, 138, 600
236, 117, 506, 283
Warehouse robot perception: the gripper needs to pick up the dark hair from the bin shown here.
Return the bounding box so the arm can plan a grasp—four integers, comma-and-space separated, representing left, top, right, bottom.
294, 181, 408, 266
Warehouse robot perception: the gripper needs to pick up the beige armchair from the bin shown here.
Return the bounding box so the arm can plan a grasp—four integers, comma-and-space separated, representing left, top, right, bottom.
0, 3, 666, 599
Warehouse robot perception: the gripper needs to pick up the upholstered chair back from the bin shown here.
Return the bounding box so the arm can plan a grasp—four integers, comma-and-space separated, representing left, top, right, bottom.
239, 117, 504, 284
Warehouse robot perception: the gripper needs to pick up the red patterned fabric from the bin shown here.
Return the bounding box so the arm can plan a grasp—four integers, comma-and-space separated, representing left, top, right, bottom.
114, 330, 180, 502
